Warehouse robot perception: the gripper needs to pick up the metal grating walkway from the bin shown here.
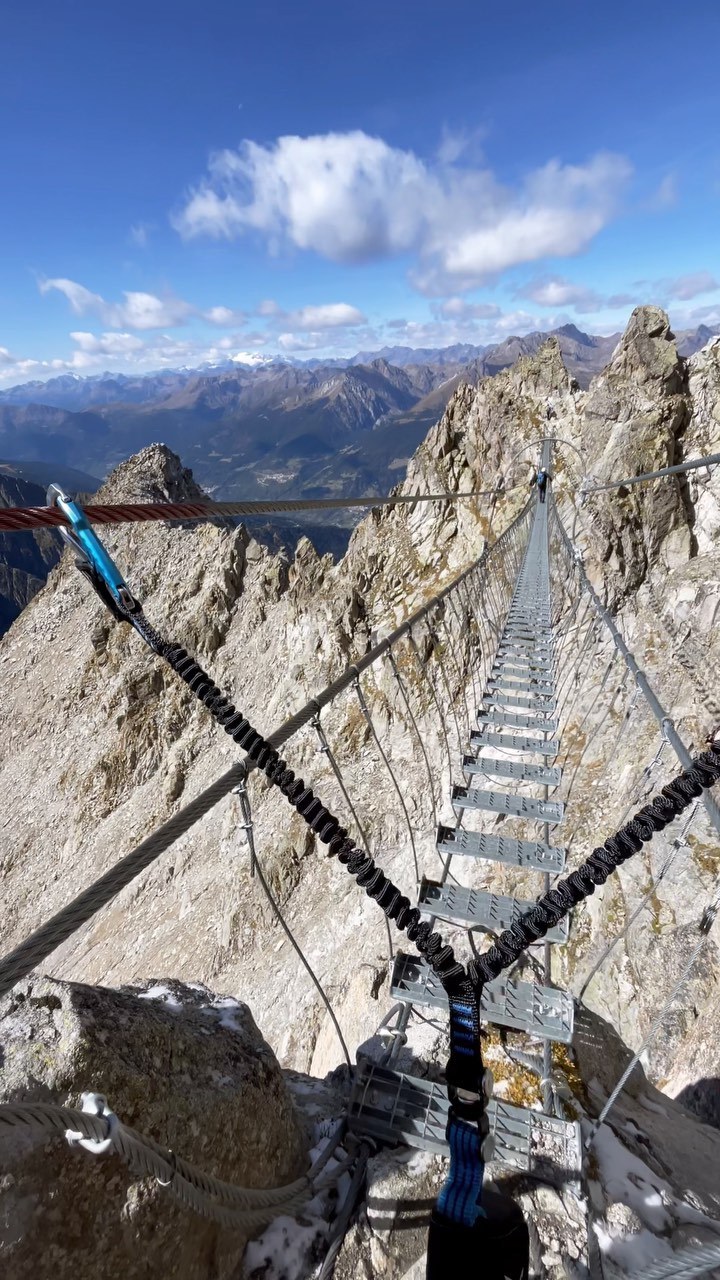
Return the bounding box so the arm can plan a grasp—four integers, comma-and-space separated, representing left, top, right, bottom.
348, 1061, 582, 1174
462, 754, 562, 787
470, 728, 559, 756
476, 709, 558, 733
436, 823, 566, 873
451, 784, 565, 824
418, 878, 569, 944
390, 953, 574, 1044
353, 494, 578, 1199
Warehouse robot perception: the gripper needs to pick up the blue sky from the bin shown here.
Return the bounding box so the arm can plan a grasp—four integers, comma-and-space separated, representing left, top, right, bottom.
1, 0, 719, 383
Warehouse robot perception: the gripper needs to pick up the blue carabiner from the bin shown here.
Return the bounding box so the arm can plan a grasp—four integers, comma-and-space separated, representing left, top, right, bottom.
48, 485, 138, 619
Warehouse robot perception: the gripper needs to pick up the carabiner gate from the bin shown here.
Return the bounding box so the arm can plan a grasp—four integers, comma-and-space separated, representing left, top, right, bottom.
47, 485, 140, 622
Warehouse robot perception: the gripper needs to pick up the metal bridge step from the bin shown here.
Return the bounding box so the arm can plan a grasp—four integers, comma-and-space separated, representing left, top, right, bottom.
462, 754, 562, 787
477, 709, 558, 733
437, 823, 566, 873
497, 647, 554, 662
348, 1062, 582, 1174
493, 658, 554, 675
498, 646, 554, 659
505, 627, 552, 637
488, 678, 554, 694
419, 879, 569, 944
452, 785, 565, 824
483, 691, 556, 713
390, 953, 574, 1044
502, 637, 553, 648
470, 729, 559, 756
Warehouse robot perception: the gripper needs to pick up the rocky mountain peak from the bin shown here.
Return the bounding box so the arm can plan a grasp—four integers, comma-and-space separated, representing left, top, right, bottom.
555, 321, 593, 345
97, 442, 207, 505
609, 303, 684, 392
509, 334, 573, 397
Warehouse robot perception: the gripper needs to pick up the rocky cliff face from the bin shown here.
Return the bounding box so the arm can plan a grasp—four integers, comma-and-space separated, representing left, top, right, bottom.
0, 474, 61, 635
1, 307, 720, 1277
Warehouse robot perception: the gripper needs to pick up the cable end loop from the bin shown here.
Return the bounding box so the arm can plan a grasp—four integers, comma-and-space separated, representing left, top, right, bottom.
65, 1092, 118, 1155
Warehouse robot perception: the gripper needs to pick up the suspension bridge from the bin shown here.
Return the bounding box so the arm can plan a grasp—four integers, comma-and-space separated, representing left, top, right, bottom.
0, 446, 719, 1280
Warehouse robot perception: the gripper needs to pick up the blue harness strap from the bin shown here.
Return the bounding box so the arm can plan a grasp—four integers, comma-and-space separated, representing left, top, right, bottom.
446, 993, 479, 1086
435, 989, 488, 1227
427, 986, 529, 1277
436, 1113, 486, 1227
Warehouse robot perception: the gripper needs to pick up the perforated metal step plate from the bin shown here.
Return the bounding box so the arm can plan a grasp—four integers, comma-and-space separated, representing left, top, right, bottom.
437, 823, 565, 872
349, 1062, 582, 1176
502, 638, 554, 649
390, 953, 574, 1044
497, 648, 554, 664
497, 645, 550, 655
477, 709, 558, 733
470, 729, 559, 756
419, 879, 569, 944
488, 678, 554, 694
503, 628, 554, 640
462, 754, 562, 787
452, 785, 565, 824
483, 691, 557, 713
493, 658, 554, 675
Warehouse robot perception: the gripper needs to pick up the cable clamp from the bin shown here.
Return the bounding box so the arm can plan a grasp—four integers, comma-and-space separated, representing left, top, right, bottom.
700, 905, 718, 936
156, 1148, 178, 1188
311, 713, 331, 753
65, 1092, 118, 1155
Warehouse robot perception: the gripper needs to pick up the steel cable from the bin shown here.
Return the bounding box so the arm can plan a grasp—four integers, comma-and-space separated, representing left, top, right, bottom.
238, 779, 353, 1071
0, 1097, 351, 1228
579, 797, 698, 1003
312, 711, 395, 964
0, 487, 514, 534
354, 676, 420, 886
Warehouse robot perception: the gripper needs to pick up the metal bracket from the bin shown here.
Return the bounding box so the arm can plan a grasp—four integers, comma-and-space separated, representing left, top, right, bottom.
390, 953, 575, 1044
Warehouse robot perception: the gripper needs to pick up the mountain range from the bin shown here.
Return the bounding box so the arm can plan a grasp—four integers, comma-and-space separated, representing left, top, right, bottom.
0, 473, 62, 634
0, 322, 715, 510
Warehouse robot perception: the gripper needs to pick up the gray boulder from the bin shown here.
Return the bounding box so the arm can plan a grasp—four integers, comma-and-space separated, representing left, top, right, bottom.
0, 976, 307, 1280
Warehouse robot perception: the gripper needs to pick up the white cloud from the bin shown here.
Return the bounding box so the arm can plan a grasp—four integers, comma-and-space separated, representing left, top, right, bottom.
277, 331, 332, 352
266, 301, 367, 330
515, 275, 603, 313
672, 302, 720, 330
0, 329, 261, 386
663, 271, 718, 301
129, 222, 152, 247
39, 277, 194, 330
70, 331, 146, 356
39, 277, 251, 332
648, 174, 678, 210
202, 305, 247, 325
437, 298, 502, 320
514, 274, 645, 315
117, 291, 194, 328
435, 125, 487, 166
173, 131, 632, 294
173, 131, 432, 262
